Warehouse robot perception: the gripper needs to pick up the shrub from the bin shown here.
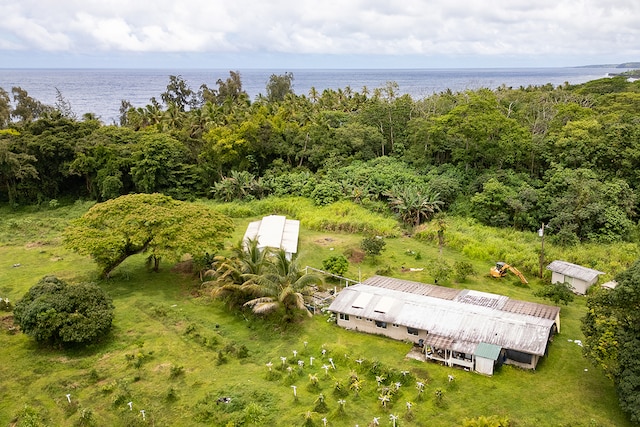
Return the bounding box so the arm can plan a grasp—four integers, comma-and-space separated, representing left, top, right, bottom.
462, 415, 511, 427
429, 259, 452, 284
310, 180, 344, 206
361, 236, 386, 257
15, 404, 47, 427
322, 255, 349, 276
534, 282, 575, 305
434, 388, 445, 407
313, 393, 329, 413
169, 365, 185, 379
236, 344, 249, 359
453, 261, 477, 282
75, 407, 97, 427
13, 276, 114, 347
166, 387, 179, 402
216, 350, 228, 365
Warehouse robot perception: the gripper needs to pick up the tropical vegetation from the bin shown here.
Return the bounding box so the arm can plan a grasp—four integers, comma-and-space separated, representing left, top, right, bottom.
0, 201, 634, 426
13, 275, 114, 347
2, 70, 640, 424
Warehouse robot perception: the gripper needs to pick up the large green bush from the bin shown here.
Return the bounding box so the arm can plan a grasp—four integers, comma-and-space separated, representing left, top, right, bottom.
322, 255, 349, 276
13, 276, 114, 346
360, 236, 386, 257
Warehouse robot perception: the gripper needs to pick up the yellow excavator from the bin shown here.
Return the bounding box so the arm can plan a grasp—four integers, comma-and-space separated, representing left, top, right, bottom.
490, 262, 528, 284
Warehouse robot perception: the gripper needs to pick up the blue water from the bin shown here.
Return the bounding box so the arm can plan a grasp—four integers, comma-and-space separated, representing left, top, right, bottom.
0, 67, 623, 124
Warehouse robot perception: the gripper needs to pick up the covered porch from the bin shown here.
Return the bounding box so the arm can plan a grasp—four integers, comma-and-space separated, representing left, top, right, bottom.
423, 335, 475, 370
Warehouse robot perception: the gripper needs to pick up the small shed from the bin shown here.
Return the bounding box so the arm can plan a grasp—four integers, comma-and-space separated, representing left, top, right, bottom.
474, 342, 503, 375
546, 260, 605, 295
243, 215, 300, 260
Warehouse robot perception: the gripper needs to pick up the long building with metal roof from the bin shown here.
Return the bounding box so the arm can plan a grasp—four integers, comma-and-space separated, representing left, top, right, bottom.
328, 276, 560, 375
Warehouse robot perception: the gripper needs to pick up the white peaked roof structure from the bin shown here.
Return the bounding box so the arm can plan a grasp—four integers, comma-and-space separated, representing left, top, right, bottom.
243, 215, 300, 257
546, 260, 605, 294
546, 261, 604, 283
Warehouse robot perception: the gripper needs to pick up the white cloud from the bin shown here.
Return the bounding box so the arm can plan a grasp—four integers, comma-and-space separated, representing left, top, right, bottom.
0, 0, 639, 66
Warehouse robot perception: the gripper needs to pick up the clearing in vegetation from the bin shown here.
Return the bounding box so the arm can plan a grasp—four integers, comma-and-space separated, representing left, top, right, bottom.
0, 202, 633, 426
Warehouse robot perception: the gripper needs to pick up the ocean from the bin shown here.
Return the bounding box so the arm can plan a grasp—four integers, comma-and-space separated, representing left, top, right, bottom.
0, 67, 625, 124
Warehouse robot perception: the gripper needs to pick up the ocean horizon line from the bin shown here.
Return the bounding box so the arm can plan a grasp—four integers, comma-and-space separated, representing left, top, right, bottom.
0, 65, 611, 71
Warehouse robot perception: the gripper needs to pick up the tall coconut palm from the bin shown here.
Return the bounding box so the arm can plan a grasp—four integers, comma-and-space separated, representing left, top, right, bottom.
243, 249, 323, 321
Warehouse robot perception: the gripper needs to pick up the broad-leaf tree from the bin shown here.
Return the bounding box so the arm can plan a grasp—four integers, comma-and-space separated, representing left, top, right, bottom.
582, 259, 640, 422
13, 276, 114, 347
161, 75, 197, 112
265, 72, 294, 103
11, 86, 53, 123
130, 132, 203, 199
0, 87, 11, 128
63, 193, 233, 277
0, 135, 38, 205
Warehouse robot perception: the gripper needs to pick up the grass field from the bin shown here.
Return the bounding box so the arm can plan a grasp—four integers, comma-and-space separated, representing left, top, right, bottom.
0, 202, 633, 426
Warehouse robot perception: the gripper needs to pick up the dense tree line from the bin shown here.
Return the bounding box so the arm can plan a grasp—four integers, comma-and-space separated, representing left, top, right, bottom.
583, 261, 640, 422
1, 72, 640, 245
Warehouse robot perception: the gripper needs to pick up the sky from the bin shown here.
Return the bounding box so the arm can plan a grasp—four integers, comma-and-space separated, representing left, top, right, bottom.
1, 0, 639, 69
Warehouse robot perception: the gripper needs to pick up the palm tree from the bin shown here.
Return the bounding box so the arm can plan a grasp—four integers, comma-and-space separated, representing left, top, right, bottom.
243, 250, 323, 321
203, 238, 271, 307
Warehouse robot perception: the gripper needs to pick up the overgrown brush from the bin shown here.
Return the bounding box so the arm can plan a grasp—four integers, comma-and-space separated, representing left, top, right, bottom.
210, 197, 400, 237
0, 200, 95, 244
416, 216, 639, 279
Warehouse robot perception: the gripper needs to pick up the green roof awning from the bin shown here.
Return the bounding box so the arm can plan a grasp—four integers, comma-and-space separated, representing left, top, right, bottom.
474, 342, 502, 360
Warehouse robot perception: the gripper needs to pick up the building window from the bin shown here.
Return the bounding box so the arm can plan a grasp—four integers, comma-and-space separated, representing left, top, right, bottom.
356, 316, 362, 320
375, 320, 387, 329
407, 327, 419, 336
392, 323, 399, 328
366, 318, 373, 322
339, 313, 350, 321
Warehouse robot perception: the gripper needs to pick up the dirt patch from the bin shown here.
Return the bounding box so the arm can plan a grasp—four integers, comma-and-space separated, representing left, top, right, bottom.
49, 256, 64, 262
347, 249, 365, 264
153, 362, 171, 372
315, 237, 339, 246
1, 314, 17, 334
171, 260, 194, 274
25, 241, 46, 249
406, 347, 426, 362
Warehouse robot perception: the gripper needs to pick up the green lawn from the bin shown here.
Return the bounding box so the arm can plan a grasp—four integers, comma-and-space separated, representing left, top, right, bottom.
0, 205, 632, 426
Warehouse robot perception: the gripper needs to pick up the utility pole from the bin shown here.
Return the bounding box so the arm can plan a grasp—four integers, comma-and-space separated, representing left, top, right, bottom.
538, 223, 545, 278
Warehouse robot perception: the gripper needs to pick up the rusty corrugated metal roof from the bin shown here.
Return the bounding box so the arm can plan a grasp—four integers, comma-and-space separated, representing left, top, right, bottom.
328, 276, 558, 356
362, 275, 460, 300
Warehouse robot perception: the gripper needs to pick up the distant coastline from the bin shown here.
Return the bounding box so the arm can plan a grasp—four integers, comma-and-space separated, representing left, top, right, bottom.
0, 67, 627, 124
575, 61, 640, 69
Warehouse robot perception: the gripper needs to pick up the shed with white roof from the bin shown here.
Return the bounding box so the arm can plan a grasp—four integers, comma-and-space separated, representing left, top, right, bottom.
546, 260, 605, 295
243, 215, 299, 260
